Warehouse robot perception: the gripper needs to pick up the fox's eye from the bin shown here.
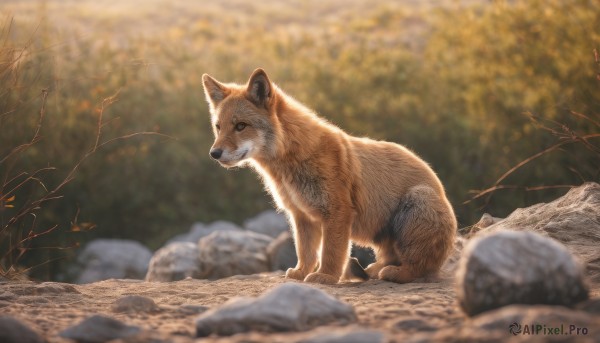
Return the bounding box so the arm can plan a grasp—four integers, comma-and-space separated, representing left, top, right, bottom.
235, 122, 247, 132
215, 124, 220, 131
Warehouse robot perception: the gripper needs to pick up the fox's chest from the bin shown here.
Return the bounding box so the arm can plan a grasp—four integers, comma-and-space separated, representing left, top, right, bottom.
283, 177, 328, 215
256, 162, 329, 218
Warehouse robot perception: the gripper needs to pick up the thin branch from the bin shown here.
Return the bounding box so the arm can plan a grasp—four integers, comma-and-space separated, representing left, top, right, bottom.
0, 89, 48, 164
95, 131, 173, 150
465, 132, 600, 205
92, 88, 121, 153
570, 110, 600, 129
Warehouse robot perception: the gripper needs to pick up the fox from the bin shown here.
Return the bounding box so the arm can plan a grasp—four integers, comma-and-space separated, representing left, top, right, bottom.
202, 68, 457, 284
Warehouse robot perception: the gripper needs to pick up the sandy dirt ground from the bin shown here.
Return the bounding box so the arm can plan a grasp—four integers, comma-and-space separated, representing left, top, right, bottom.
1, 273, 599, 342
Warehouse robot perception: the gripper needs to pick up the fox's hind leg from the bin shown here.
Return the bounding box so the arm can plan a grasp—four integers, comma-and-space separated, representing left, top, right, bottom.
286, 210, 321, 280
377, 185, 456, 283
379, 265, 418, 283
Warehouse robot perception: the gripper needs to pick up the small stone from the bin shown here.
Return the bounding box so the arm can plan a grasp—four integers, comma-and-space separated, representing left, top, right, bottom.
112, 295, 159, 313
473, 213, 502, 231
145, 242, 201, 282
394, 317, 438, 332
0, 316, 44, 343
195, 283, 356, 337
59, 314, 140, 342
0, 300, 11, 308
34, 282, 80, 295
299, 328, 386, 343
178, 305, 209, 315
457, 230, 589, 316
0, 291, 16, 301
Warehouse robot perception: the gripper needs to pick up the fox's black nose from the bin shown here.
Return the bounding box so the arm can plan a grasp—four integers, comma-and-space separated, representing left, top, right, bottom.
210, 148, 223, 160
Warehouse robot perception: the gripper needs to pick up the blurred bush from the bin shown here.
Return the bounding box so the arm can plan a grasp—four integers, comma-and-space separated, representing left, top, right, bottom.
0, 0, 598, 280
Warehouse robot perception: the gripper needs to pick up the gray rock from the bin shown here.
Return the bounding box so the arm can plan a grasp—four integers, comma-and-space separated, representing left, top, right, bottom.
59, 315, 140, 342
178, 305, 210, 315
299, 328, 386, 343
457, 230, 589, 316
74, 239, 152, 284
243, 210, 289, 238
197, 230, 273, 279
195, 283, 356, 336
166, 220, 242, 245
266, 231, 297, 271
394, 317, 438, 332
473, 213, 503, 231
34, 282, 80, 295
479, 182, 600, 282
112, 295, 158, 313
145, 242, 201, 282
0, 291, 17, 301
0, 316, 44, 343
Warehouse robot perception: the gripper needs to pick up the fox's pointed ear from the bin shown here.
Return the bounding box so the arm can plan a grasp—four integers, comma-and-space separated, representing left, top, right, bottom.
246, 68, 272, 108
202, 74, 229, 106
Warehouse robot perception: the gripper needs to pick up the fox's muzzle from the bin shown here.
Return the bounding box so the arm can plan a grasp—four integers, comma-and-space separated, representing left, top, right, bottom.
209, 148, 223, 160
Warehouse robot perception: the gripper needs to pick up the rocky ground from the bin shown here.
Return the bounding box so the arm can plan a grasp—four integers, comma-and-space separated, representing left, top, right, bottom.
1, 183, 600, 343
0, 274, 598, 342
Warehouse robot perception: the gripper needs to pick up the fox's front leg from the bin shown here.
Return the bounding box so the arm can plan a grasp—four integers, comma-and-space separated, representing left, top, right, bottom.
286, 211, 321, 281
304, 209, 353, 284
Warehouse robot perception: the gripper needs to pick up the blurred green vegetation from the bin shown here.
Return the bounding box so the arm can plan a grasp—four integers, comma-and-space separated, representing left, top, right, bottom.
1, 0, 598, 280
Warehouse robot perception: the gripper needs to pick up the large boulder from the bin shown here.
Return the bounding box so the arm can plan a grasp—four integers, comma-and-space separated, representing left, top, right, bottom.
145, 242, 201, 282
195, 283, 356, 337
74, 239, 152, 284
197, 230, 273, 279
457, 230, 589, 316
477, 182, 600, 282
266, 231, 297, 271
165, 220, 242, 245
243, 210, 289, 238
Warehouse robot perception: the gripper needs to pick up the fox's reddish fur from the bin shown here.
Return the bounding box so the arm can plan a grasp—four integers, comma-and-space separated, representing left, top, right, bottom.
202, 68, 457, 284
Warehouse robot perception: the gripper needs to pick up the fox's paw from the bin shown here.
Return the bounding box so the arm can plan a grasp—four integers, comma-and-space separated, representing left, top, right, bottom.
304, 272, 339, 284
364, 263, 383, 279
378, 265, 416, 284
286, 268, 308, 280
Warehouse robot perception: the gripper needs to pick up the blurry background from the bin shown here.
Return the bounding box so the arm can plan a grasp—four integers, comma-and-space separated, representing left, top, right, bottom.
1, 0, 598, 281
